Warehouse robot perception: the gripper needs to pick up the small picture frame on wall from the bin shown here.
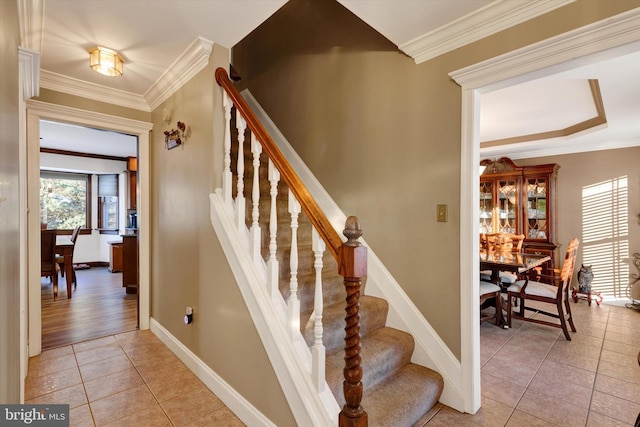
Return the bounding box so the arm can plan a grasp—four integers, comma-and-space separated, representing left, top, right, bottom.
164, 129, 182, 150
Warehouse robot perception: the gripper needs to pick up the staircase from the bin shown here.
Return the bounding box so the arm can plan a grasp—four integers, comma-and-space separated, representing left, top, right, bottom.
213, 68, 443, 426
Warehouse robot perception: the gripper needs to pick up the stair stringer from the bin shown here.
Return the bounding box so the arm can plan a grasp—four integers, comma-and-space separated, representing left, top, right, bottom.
243, 90, 468, 413
209, 190, 340, 426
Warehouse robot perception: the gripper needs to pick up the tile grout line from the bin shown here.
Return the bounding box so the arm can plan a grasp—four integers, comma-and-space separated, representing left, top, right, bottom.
499, 310, 563, 427
114, 333, 178, 427
72, 337, 98, 427
582, 308, 608, 426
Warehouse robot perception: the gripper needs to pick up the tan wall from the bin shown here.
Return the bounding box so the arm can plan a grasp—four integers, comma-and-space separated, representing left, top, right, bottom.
24, 48, 295, 426
149, 44, 295, 426
232, 0, 640, 359
0, 0, 22, 403
517, 147, 640, 296
35, 89, 149, 123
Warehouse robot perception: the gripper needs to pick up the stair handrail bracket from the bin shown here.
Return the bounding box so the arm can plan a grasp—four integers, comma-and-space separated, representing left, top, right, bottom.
215, 67, 368, 426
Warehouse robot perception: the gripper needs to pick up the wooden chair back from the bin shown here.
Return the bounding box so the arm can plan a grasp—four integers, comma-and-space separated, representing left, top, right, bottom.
70, 225, 81, 244
481, 232, 525, 253
558, 237, 580, 291
41, 229, 58, 277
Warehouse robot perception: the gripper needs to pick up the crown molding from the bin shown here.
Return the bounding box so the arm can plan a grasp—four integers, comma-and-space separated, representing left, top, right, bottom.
19, 47, 40, 99
17, 0, 44, 51
449, 7, 640, 90
39, 70, 151, 111
145, 37, 213, 111
38, 37, 213, 112
400, 0, 575, 64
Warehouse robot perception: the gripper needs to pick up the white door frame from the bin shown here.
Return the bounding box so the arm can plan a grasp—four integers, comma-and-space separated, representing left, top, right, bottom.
26, 99, 152, 356
451, 8, 640, 413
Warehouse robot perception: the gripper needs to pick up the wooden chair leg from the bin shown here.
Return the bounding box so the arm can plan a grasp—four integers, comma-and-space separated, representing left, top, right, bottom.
53, 274, 58, 301
564, 294, 577, 332
506, 292, 513, 328
557, 299, 572, 340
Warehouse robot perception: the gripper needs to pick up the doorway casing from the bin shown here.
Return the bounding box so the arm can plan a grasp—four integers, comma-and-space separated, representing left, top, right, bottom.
25, 99, 153, 356
451, 7, 640, 414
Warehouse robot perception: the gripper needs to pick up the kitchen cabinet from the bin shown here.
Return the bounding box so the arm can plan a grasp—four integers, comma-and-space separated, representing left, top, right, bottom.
480, 157, 560, 272
127, 156, 137, 210
122, 234, 138, 294
108, 241, 123, 273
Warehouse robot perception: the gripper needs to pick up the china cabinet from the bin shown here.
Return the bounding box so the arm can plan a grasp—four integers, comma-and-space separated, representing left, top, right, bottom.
480, 157, 560, 272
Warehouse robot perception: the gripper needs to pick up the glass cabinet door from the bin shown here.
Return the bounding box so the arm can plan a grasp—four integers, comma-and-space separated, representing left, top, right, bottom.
479, 180, 493, 233
525, 177, 548, 239
497, 179, 517, 234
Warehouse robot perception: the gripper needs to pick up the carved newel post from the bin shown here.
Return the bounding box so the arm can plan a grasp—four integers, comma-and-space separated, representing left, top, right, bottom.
338, 216, 368, 427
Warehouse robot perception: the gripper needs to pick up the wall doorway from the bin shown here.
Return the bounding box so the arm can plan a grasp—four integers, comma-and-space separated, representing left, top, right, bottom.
38, 120, 139, 349
450, 10, 640, 413
25, 100, 152, 356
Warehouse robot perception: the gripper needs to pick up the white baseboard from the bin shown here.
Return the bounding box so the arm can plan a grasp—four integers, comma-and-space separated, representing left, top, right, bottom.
149, 317, 276, 427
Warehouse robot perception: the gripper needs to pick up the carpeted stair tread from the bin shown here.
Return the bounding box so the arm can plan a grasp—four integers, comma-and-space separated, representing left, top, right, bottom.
232, 131, 444, 423
362, 363, 444, 427
301, 295, 388, 352
325, 327, 415, 406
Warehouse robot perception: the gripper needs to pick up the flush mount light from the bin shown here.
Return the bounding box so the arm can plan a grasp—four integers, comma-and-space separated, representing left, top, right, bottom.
88, 46, 123, 77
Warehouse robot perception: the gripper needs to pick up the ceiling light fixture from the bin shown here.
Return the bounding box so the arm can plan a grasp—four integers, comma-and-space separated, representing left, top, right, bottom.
88, 46, 123, 77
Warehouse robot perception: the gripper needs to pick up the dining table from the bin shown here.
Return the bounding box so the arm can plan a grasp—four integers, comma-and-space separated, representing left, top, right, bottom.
480, 250, 551, 328
56, 235, 75, 298
480, 250, 551, 287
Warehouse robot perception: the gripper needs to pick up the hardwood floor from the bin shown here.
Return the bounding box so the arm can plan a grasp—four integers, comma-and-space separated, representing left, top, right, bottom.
41, 266, 137, 350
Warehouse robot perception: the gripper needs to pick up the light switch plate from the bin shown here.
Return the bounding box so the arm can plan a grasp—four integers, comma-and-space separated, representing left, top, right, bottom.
437, 204, 448, 222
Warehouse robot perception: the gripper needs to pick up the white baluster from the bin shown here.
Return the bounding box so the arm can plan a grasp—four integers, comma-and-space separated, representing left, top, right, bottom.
288, 190, 301, 335
235, 111, 246, 232
267, 160, 280, 299
222, 92, 233, 210
250, 133, 263, 265
311, 227, 326, 392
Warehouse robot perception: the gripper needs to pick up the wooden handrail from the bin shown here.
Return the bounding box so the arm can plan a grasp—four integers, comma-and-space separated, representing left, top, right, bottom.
215, 67, 344, 261
216, 67, 368, 426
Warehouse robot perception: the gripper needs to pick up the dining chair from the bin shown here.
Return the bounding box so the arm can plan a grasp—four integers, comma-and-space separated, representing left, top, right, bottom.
480, 232, 525, 287
506, 237, 580, 340
480, 280, 502, 326
56, 225, 81, 285
41, 229, 59, 300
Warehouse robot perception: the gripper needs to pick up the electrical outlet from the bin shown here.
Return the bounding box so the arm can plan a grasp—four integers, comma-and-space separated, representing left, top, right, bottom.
437, 204, 448, 222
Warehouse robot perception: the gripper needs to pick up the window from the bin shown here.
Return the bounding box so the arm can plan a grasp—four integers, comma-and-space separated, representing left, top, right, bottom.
582, 176, 629, 298
40, 171, 90, 230
98, 174, 119, 233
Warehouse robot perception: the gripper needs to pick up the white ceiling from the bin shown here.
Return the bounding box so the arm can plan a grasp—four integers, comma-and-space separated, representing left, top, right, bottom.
29, 0, 640, 159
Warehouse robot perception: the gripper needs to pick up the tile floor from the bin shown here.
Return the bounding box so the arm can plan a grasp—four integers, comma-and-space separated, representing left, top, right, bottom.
424, 300, 640, 426
26, 301, 640, 427
25, 330, 244, 426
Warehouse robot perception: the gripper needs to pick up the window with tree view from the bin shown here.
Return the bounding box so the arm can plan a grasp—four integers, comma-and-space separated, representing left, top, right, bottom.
40, 171, 89, 230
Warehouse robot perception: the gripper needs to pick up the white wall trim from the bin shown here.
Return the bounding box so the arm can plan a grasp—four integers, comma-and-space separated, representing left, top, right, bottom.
449, 6, 640, 415
150, 318, 277, 427
25, 100, 153, 356
38, 37, 213, 113
40, 71, 149, 111
243, 90, 467, 412
400, 0, 575, 64
18, 47, 40, 99
145, 37, 213, 111
17, 0, 44, 52
449, 7, 640, 91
